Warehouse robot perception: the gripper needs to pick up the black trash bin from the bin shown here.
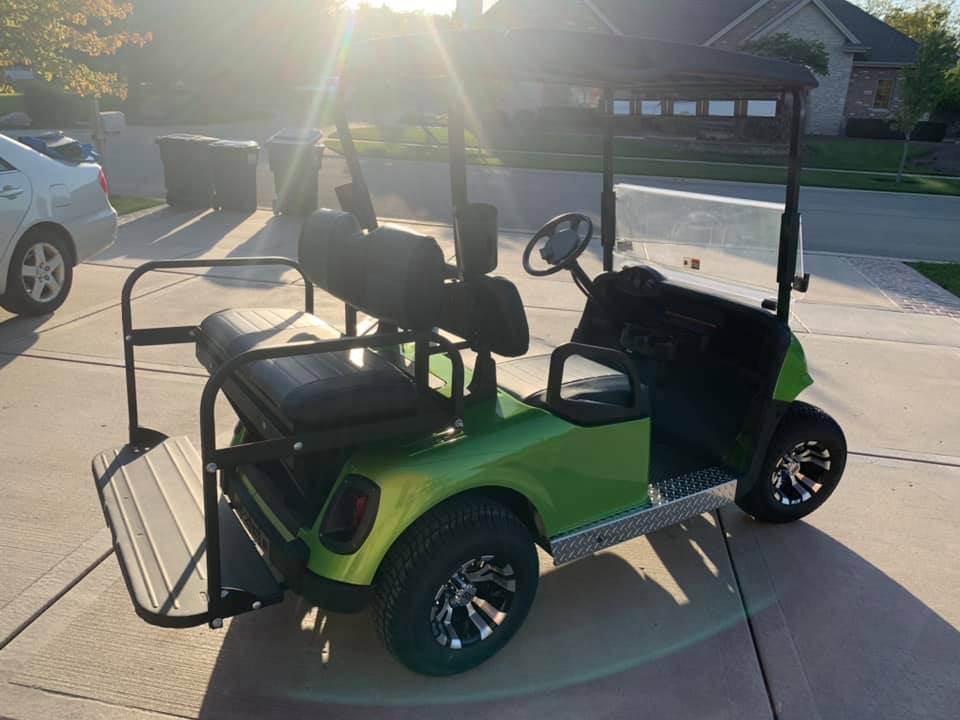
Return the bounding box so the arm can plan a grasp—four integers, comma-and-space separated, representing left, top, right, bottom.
210, 140, 260, 212
156, 134, 218, 208
266, 129, 324, 215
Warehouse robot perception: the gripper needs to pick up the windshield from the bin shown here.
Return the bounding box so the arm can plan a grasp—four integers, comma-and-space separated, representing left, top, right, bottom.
613, 183, 805, 300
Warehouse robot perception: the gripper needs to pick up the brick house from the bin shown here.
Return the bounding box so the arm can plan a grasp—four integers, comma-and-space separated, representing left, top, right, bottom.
480, 0, 918, 136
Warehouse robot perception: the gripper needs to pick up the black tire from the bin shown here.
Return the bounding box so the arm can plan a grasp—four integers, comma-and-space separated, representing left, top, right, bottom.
374, 497, 539, 676
737, 402, 846, 523
1, 229, 73, 316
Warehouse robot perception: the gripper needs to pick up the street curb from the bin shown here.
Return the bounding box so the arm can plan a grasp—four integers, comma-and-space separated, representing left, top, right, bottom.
117, 202, 167, 225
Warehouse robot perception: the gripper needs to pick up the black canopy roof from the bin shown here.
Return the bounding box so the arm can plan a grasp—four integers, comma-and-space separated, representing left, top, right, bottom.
342, 29, 818, 95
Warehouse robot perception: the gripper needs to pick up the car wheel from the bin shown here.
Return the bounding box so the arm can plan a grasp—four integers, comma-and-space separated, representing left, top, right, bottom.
374, 497, 539, 676
737, 401, 847, 523
1, 230, 73, 316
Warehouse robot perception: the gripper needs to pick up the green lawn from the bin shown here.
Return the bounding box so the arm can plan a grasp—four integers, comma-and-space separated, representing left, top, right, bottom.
804, 136, 934, 173
111, 195, 164, 216
907, 262, 960, 298
326, 136, 960, 196
338, 125, 942, 175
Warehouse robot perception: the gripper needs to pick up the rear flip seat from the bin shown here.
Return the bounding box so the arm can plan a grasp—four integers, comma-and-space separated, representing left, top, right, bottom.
193, 210, 448, 436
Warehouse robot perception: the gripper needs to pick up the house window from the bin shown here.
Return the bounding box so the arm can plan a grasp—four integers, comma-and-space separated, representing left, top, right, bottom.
873, 78, 895, 109
708, 100, 736, 117
673, 100, 698, 116
746, 100, 778, 117
640, 100, 663, 116
612, 99, 632, 116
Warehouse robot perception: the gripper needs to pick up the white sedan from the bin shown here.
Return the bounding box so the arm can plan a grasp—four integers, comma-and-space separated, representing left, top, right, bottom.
0, 134, 117, 315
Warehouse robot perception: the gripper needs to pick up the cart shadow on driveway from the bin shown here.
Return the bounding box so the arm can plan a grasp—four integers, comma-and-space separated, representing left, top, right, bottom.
192, 516, 960, 719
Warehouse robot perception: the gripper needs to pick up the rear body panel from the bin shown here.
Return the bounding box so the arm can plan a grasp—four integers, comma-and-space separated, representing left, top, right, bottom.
300, 390, 650, 586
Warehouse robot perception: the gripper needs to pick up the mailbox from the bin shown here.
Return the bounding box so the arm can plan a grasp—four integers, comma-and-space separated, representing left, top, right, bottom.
98, 111, 126, 134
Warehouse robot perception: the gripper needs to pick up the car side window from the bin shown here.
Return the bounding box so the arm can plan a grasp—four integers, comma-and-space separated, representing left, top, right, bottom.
0, 156, 17, 172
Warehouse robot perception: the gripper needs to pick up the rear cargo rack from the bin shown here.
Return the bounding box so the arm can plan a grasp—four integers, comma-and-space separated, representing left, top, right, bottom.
93, 437, 283, 626
93, 257, 465, 627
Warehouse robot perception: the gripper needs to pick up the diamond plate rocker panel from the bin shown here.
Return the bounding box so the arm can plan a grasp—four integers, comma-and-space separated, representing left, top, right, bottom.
550, 467, 738, 565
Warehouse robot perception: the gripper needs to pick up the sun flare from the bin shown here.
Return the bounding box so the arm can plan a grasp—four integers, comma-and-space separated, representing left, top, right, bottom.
346, 0, 457, 14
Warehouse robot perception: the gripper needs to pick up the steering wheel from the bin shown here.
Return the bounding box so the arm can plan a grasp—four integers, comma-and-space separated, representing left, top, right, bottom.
522, 213, 594, 277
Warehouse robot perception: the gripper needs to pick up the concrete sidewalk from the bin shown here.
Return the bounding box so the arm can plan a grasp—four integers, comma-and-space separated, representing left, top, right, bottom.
0, 208, 957, 720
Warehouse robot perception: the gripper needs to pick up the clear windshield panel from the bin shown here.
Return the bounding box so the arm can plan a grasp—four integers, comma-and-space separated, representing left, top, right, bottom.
613, 183, 805, 297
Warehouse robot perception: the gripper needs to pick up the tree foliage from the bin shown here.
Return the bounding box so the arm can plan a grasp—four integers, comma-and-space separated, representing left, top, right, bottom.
741, 32, 831, 76
941, 64, 960, 111
0, 0, 151, 97
883, 1, 959, 42
891, 2, 958, 129
882, 2, 960, 181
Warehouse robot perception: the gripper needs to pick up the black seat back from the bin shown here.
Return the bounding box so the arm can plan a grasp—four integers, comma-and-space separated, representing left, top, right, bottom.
300, 208, 528, 357
439, 277, 529, 357
299, 209, 445, 330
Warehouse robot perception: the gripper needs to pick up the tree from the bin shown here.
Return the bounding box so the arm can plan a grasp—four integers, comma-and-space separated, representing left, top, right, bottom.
941, 64, 960, 111
741, 33, 831, 76
883, 1, 959, 43
0, 0, 150, 98
886, 3, 959, 181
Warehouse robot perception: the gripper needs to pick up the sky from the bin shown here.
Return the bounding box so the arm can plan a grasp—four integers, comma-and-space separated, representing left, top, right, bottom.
346, 1, 456, 13
346, 1, 503, 14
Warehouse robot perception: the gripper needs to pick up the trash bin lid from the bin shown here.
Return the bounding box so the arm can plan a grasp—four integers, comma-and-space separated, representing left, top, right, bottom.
210, 139, 261, 150
267, 128, 324, 146
156, 133, 219, 145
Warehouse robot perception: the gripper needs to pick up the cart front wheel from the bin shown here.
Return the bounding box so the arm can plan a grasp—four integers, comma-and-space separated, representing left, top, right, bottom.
737, 402, 846, 523
374, 497, 538, 676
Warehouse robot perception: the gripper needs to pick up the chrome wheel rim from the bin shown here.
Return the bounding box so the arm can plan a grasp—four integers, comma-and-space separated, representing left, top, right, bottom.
771, 440, 832, 506
430, 555, 516, 650
20, 242, 65, 303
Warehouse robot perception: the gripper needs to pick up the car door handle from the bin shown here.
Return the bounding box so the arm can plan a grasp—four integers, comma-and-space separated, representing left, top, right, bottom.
0, 185, 25, 200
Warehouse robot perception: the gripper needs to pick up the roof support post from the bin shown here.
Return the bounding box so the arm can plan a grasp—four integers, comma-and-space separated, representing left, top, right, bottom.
601, 88, 616, 272
776, 88, 804, 323
448, 89, 469, 214
334, 83, 378, 231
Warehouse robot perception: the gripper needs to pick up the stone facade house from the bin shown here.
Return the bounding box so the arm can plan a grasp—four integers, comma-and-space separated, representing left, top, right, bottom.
480, 0, 918, 136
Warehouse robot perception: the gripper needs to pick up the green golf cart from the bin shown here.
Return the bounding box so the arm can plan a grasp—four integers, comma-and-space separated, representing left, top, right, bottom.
92, 29, 845, 676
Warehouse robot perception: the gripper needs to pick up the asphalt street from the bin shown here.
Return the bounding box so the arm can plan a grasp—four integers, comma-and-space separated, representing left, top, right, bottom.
10, 122, 958, 261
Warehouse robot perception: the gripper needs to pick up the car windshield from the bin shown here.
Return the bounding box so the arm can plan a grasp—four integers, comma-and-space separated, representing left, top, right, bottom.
613, 183, 805, 301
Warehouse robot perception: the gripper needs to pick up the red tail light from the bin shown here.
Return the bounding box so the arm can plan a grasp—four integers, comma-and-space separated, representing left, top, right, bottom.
320, 475, 380, 554
98, 167, 110, 195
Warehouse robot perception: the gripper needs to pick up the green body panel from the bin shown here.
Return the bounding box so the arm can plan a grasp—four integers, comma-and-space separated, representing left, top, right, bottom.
301, 388, 649, 586
773, 333, 813, 402
235, 333, 811, 589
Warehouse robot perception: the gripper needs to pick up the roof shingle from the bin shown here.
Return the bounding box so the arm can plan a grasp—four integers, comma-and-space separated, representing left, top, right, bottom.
485, 0, 917, 64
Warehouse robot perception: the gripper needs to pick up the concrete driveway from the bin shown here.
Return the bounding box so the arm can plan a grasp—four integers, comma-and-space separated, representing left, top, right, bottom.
0, 207, 957, 719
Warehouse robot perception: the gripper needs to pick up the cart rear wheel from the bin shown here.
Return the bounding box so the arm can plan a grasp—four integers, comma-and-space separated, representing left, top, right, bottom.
373, 497, 538, 676
737, 402, 846, 523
